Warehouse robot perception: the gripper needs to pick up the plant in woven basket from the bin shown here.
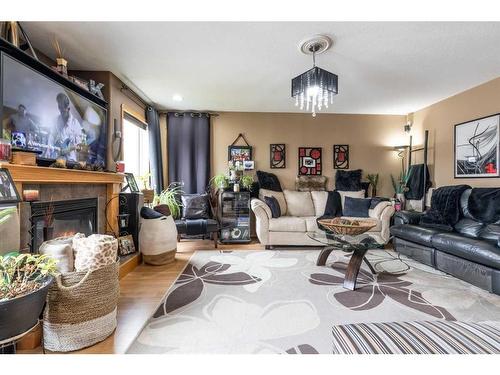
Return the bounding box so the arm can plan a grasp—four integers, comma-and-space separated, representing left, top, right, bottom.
153, 182, 184, 219
0, 252, 57, 301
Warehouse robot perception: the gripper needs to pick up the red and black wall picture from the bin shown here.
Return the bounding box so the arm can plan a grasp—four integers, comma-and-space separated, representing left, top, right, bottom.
334, 145, 349, 169
270, 144, 286, 168
298, 147, 322, 175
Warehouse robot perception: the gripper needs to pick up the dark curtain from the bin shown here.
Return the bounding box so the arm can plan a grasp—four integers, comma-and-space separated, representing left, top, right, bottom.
167, 112, 210, 194
146, 107, 164, 194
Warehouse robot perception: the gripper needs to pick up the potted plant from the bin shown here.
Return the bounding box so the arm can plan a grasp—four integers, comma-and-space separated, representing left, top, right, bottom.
0, 252, 57, 341
366, 173, 379, 197
210, 174, 229, 190
153, 182, 184, 219
138, 172, 154, 204
391, 171, 409, 209
240, 174, 254, 191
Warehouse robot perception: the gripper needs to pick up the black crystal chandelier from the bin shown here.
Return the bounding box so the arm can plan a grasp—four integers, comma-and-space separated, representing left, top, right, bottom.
291, 35, 338, 117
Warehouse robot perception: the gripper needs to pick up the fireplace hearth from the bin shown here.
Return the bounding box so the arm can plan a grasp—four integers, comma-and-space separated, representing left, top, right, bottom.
30, 198, 98, 252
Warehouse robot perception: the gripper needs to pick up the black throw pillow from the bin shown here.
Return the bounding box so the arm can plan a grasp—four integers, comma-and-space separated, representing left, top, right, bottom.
323, 191, 343, 217
256, 170, 282, 192
335, 169, 362, 191
141, 206, 164, 220
264, 196, 281, 218
181, 193, 210, 219
343, 197, 371, 217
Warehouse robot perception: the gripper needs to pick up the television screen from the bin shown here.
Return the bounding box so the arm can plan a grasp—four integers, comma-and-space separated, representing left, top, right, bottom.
0, 53, 107, 167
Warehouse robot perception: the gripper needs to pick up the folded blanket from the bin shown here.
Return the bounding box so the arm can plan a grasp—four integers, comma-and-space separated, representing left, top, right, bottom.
404, 164, 431, 200
420, 185, 471, 230
468, 188, 500, 224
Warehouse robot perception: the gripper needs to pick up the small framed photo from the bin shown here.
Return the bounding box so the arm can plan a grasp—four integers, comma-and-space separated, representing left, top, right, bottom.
228, 146, 252, 163
0, 168, 21, 204
118, 234, 136, 256
243, 160, 255, 170
125, 173, 140, 192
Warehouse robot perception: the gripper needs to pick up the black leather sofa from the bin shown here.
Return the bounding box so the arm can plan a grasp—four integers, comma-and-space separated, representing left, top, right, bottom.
390, 189, 500, 295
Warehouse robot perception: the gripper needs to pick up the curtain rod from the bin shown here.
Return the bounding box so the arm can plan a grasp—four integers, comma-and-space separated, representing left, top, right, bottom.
120, 85, 150, 108
159, 110, 219, 117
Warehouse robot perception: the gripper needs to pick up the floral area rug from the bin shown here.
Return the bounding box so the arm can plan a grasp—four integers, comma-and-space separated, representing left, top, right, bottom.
126, 250, 500, 354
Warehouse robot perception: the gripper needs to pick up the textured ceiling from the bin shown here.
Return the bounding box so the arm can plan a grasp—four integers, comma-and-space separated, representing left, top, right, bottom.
22, 22, 500, 114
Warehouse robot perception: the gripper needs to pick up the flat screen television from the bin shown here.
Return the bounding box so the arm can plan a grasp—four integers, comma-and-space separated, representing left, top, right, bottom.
0, 46, 107, 168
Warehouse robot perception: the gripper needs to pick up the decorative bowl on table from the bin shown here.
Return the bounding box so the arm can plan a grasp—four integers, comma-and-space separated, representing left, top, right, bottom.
317, 217, 377, 236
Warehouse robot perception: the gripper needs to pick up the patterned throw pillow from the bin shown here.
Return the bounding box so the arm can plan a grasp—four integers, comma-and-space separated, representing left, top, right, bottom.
73, 234, 118, 272
264, 196, 281, 218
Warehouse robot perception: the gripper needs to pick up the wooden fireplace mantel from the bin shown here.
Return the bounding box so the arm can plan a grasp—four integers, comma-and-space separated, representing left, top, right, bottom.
0, 163, 124, 185
0, 162, 125, 235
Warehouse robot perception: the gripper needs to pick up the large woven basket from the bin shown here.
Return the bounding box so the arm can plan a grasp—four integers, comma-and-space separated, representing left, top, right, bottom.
318, 217, 377, 236
43, 261, 119, 352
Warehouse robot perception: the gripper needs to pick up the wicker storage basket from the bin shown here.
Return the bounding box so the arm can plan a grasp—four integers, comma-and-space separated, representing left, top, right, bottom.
317, 218, 377, 236
43, 261, 119, 352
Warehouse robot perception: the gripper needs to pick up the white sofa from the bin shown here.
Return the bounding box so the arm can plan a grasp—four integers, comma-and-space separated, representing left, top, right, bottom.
251, 189, 395, 248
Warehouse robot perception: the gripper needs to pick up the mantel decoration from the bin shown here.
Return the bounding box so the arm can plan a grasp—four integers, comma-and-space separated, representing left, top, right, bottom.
292, 35, 338, 117
454, 113, 499, 178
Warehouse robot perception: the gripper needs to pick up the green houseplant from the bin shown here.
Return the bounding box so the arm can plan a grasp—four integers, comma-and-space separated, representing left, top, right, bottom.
366, 173, 379, 197
239, 174, 254, 191
153, 182, 184, 219
0, 252, 57, 341
138, 172, 154, 204
210, 173, 229, 190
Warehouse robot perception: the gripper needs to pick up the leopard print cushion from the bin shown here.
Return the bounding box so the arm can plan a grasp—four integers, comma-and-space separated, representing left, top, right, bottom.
73, 234, 118, 272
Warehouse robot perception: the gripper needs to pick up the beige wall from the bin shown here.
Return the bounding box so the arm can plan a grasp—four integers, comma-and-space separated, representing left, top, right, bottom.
211, 112, 407, 197
412, 77, 500, 188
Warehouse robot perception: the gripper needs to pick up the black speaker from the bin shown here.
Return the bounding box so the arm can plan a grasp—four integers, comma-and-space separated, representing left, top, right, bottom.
119, 192, 144, 251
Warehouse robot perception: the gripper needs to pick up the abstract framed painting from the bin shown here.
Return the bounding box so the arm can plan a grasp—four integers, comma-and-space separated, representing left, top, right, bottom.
298, 147, 322, 175
270, 144, 286, 169
334, 145, 349, 169
454, 113, 500, 178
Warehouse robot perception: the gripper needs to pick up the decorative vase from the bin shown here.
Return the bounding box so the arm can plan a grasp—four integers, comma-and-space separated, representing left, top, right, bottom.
233, 183, 240, 192
43, 226, 54, 242
56, 57, 68, 77
396, 193, 406, 210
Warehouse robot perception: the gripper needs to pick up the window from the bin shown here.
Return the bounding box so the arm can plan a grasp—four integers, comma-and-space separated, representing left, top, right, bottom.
123, 115, 150, 187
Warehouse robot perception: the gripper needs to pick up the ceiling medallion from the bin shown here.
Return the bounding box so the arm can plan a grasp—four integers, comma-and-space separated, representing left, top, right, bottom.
291, 35, 338, 117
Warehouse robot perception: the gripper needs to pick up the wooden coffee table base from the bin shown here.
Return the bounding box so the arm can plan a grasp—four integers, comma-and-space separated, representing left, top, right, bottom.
316, 246, 376, 291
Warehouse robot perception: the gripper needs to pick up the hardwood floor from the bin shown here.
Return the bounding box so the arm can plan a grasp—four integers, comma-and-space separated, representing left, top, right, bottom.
22, 239, 264, 354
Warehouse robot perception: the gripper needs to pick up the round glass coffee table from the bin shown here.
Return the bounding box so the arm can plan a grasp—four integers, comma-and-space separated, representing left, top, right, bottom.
307, 231, 387, 291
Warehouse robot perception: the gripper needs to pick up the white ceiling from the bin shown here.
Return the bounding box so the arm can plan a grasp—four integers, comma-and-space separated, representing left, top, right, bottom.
22, 22, 500, 114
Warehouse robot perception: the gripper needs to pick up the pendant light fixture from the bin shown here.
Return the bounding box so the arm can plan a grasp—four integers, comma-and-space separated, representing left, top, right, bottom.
291, 35, 338, 117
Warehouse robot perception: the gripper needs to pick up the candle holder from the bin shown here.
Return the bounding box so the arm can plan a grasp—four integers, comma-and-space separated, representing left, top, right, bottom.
22, 189, 39, 202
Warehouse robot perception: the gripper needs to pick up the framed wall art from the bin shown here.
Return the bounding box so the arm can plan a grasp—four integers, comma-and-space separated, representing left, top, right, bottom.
228, 133, 252, 163
298, 147, 322, 175
334, 145, 349, 169
454, 113, 500, 178
0, 168, 21, 204
270, 144, 286, 168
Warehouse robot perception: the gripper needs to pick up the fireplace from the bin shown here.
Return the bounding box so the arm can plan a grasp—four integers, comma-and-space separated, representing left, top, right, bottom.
30, 198, 98, 252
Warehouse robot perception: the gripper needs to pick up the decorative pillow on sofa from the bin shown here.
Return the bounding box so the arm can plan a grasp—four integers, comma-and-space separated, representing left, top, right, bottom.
283, 190, 315, 217
181, 193, 210, 219
337, 190, 365, 209
343, 197, 371, 218
256, 170, 282, 192
259, 188, 287, 215
295, 175, 327, 192
264, 196, 281, 218
335, 169, 362, 191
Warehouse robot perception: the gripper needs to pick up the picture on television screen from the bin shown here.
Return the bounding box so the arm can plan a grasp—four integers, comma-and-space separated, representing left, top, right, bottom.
1, 53, 107, 167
